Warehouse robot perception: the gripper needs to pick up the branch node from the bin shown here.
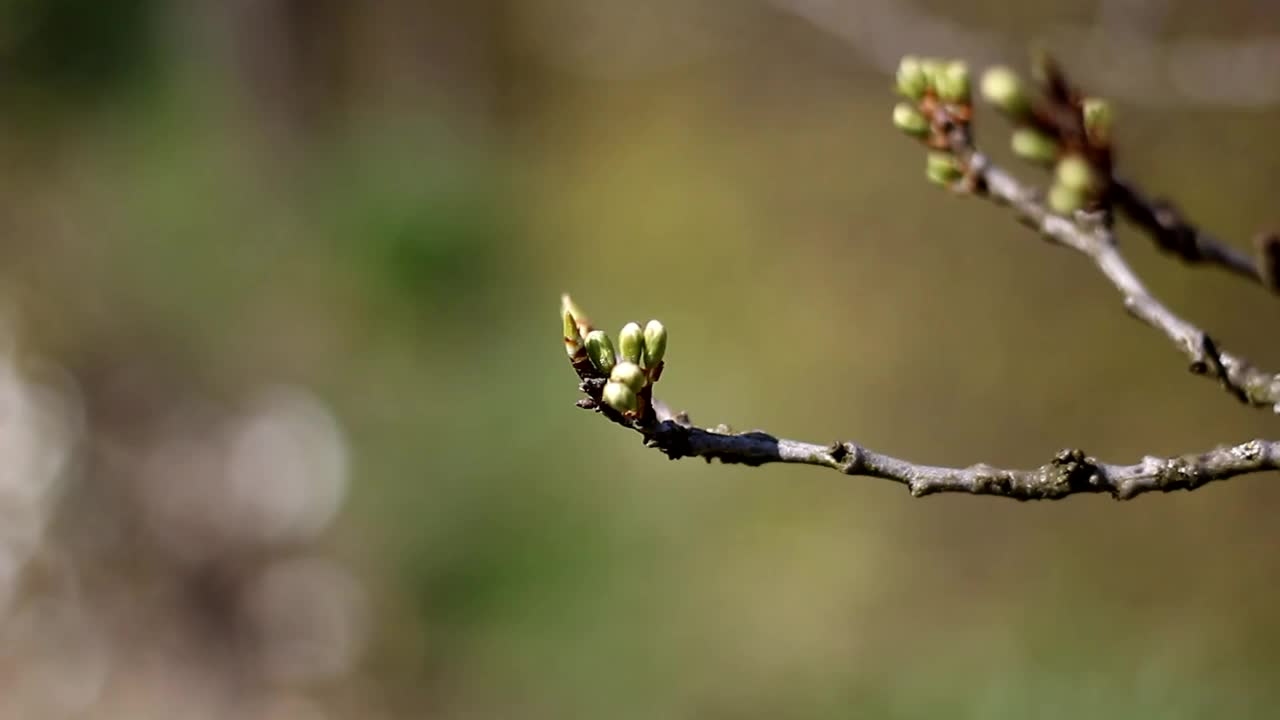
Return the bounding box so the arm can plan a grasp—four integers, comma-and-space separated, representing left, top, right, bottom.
1047, 448, 1103, 496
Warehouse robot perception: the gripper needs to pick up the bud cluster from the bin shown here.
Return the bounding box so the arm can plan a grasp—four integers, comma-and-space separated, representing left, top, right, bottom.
894, 51, 1119, 215
892, 56, 973, 188
895, 56, 970, 105
972, 60, 1115, 215
561, 295, 668, 419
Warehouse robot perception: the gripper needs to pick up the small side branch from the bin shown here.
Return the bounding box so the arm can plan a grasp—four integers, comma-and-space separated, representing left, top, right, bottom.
961, 150, 1280, 410
905, 56, 1280, 409
1111, 179, 1276, 290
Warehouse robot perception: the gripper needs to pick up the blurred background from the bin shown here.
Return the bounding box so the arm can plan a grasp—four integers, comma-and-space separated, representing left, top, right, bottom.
0, 0, 1278, 717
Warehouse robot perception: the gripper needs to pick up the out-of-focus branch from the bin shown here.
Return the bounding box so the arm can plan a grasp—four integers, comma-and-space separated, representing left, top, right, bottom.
893, 54, 1280, 409
954, 150, 1280, 408
970, 53, 1280, 296
1111, 179, 1280, 291
765, 0, 1280, 108
912, 102, 1280, 408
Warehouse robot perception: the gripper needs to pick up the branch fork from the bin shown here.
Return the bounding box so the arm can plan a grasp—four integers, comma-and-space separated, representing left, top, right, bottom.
559, 53, 1280, 501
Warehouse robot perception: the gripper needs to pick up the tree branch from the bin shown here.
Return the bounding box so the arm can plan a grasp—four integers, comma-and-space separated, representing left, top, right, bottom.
973, 54, 1279, 294
952, 146, 1280, 410
658, 425, 1280, 501
570, 376, 1280, 501
1111, 178, 1278, 291
560, 55, 1280, 501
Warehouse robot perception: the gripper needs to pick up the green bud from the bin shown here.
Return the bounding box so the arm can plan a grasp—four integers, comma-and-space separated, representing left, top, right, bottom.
895, 56, 928, 100
642, 320, 667, 369
560, 294, 589, 333
602, 381, 639, 415
585, 330, 616, 375
562, 304, 582, 358
1010, 127, 1059, 165
1054, 154, 1096, 193
980, 66, 1030, 117
935, 61, 970, 104
892, 102, 929, 138
610, 361, 645, 392
919, 58, 945, 92
925, 152, 963, 186
618, 322, 643, 364
1047, 182, 1085, 215
1082, 97, 1113, 144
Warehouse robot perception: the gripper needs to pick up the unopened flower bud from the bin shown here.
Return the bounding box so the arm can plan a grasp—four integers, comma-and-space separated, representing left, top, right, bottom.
602, 381, 638, 415
1010, 127, 1059, 165
919, 58, 945, 92
980, 66, 1030, 118
560, 294, 590, 335
925, 152, 963, 186
893, 102, 929, 138
935, 61, 970, 104
610, 361, 645, 392
618, 322, 643, 365
1055, 154, 1096, 193
895, 56, 928, 100
585, 330, 616, 375
1047, 182, 1085, 215
562, 305, 582, 358
1082, 97, 1113, 145
642, 320, 667, 369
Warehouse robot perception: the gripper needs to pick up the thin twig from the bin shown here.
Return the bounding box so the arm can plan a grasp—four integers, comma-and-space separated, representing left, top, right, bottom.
1111, 179, 1273, 289
954, 145, 1280, 410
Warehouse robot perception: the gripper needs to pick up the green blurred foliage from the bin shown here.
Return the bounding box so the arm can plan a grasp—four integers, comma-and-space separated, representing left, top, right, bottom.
310, 126, 509, 324
0, 0, 158, 100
